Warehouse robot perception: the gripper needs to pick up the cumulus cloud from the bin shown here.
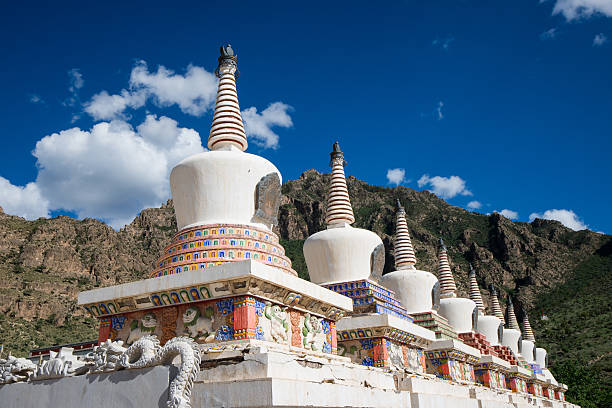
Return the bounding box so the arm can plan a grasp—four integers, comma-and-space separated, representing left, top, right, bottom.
467, 200, 482, 210
83, 61, 293, 149
550, 0, 612, 20
84, 61, 217, 120
529, 209, 588, 230
593, 33, 608, 46
540, 28, 558, 40
242, 102, 293, 149
5, 115, 205, 229
386, 168, 406, 186
495, 209, 519, 220
84, 90, 146, 121
0, 178, 50, 220
418, 175, 472, 199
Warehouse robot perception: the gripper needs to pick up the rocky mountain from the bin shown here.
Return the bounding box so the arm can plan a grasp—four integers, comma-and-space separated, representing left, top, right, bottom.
0, 170, 609, 406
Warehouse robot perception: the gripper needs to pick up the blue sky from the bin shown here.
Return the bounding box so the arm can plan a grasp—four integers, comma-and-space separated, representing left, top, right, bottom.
0, 0, 611, 232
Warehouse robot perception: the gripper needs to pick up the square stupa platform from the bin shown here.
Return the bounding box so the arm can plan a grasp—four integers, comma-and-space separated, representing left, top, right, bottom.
78, 260, 352, 355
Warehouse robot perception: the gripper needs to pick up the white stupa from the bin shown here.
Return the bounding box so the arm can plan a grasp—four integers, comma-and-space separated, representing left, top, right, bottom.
469, 265, 503, 346
152, 44, 296, 277
501, 295, 523, 358
437, 240, 477, 333
521, 310, 537, 364
381, 200, 438, 314
304, 142, 384, 284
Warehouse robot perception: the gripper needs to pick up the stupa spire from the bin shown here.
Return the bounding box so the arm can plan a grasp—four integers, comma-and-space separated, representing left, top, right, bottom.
394, 199, 417, 270
325, 142, 355, 226
438, 239, 457, 298
208, 44, 248, 152
522, 310, 536, 342
506, 296, 520, 330
488, 285, 506, 324
468, 264, 485, 314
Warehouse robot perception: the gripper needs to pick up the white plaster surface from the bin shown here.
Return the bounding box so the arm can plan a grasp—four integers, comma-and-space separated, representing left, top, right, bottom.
381, 269, 438, 314
477, 315, 502, 346
170, 149, 281, 231
522, 340, 536, 363
536, 348, 547, 368
426, 339, 482, 359
478, 354, 511, 370
439, 297, 477, 333
502, 328, 522, 356
304, 224, 384, 284
336, 313, 437, 343
78, 260, 353, 312
0, 365, 173, 408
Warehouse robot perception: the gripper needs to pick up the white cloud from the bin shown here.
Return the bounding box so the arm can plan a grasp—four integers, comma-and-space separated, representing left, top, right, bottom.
68, 68, 84, 92
593, 33, 608, 46
540, 28, 558, 40
418, 174, 472, 199
467, 200, 482, 210
529, 209, 588, 230
84, 61, 217, 121
386, 168, 406, 186
550, 0, 612, 20
436, 101, 444, 120
242, 102, 293, 149
84, 89, 146, 121
29, 94, 43, 104
129, 61, 218, 116
24, 115, 204, 229
432, 36, 454, 50
495, 209, 519, 220
0, 178, 50, 220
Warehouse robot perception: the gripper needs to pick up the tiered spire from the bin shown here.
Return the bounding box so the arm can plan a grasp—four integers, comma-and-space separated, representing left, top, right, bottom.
488, 285, 506, 324
325, 142, 355, 226
506, 296, 520, 330
394, 199, 417, 270
438, 239, 457, 298
522, 310, 536, 342
208, 44, 248, 152
468, 264, 485, 314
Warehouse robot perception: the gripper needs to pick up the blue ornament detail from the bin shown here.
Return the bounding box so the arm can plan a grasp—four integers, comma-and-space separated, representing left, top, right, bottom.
255, 300, 265, 316
215, 325, 235, 341
255, 326, 265, 340
359, 339, 373, 350
322, 320, 331, 334
322, 342, 331, 353
362, 357, 374, 367
216, 299, 234, 315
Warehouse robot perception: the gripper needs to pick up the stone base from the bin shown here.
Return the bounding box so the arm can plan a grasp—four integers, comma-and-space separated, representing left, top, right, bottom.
412, 311, 459, 340
0, 341, 582, 408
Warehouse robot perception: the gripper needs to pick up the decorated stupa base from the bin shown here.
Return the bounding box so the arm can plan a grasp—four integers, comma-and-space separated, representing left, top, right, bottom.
411, 311, 459, 340
79, 260, 351, 355
335, 313, 435, 371
151, 223, 295, 278
555, 384, 568, 401
492, 344, 519, 365
506, 365, 532, 394
527, 373, 548, 398
472, 354, 510, 390
323, 279, 412, 322
424, 339, 481, 383
458, 331, 499, 357
526, 362, 543, 375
